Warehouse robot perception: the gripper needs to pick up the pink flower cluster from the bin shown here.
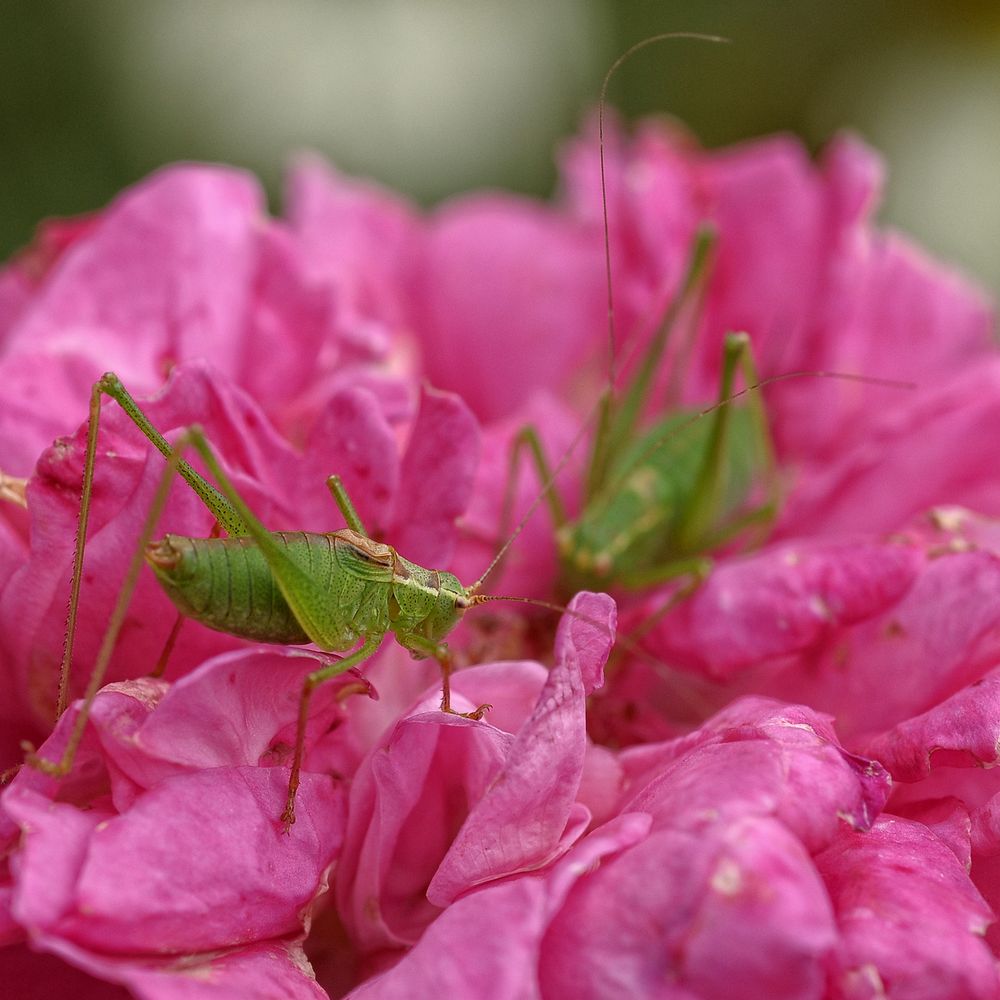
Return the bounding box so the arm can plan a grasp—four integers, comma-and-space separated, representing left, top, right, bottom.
1, 112, 999, 998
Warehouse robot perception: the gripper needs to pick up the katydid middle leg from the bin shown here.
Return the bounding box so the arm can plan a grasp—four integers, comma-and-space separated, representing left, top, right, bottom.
281, 634, 383, 830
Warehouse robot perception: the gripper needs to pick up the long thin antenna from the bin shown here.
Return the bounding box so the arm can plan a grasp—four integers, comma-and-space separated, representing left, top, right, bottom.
473, 33, 727, 593
599, 33, 728, 389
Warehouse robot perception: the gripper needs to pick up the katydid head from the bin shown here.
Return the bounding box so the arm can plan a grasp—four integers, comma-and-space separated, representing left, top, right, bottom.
409, 570, 477, 645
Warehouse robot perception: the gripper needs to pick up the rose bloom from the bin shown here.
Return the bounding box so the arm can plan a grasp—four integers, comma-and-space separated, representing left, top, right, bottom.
1, 108, 999, 999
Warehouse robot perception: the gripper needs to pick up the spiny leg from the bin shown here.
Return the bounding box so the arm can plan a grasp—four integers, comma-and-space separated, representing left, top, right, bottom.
282, 634, 383, 831
56, 374, 248, 718
26, 428, 200, 778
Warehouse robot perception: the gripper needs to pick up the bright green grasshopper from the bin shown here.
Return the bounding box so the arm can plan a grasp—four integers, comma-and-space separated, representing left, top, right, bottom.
22, 373, 512, 828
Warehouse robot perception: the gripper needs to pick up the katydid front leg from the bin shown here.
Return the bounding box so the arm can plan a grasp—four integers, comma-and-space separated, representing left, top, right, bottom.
404, 634, 492, 720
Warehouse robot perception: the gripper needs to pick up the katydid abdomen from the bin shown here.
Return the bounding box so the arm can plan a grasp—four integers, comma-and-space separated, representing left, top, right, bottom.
146, 526, 472, 655
148, 533, 323, 647
147, 529, 396, 651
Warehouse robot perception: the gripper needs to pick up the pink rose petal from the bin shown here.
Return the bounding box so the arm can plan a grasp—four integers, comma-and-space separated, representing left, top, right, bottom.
817, 816, 999, 1000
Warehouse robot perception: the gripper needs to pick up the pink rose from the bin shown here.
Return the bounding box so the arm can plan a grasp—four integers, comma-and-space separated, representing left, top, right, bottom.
1, 647, 360, 998
1, 103, 999, 998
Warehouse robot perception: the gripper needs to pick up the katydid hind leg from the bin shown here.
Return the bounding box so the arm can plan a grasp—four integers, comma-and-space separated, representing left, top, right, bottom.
96, 373, 246, 537
57, 372, 251, 716
498, 425, 568, 550
32, 365, 253, 768
683, 332, 781, 555
56, 378, 107, 718
26, 428, 202, 779
672, 332, 778, 553
282, 634, 383, 830
732, 331, 780, 546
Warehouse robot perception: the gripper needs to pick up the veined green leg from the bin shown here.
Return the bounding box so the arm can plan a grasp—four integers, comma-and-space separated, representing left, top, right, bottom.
281, 634, 382, 830
26, 427, 201, 777
56, 374, 247, 717
93, 374, 245, 534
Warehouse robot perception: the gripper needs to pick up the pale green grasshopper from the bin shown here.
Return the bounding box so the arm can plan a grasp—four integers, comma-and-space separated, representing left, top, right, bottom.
19, 373, 531, 829
486, 35, 775, 618
485, 33, 903, 653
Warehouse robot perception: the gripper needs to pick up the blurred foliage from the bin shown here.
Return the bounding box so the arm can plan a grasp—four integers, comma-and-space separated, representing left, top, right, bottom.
1, 1, 999, 285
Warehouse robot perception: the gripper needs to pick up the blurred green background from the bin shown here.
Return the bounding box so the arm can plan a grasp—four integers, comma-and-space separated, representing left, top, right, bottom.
2, 1, 999, 286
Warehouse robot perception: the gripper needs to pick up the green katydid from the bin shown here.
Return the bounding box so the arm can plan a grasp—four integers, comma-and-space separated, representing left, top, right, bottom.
480, 35, 777, 608
19, 373, 532, 829
492, 233, 777, 604
484, 33, 907, 644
